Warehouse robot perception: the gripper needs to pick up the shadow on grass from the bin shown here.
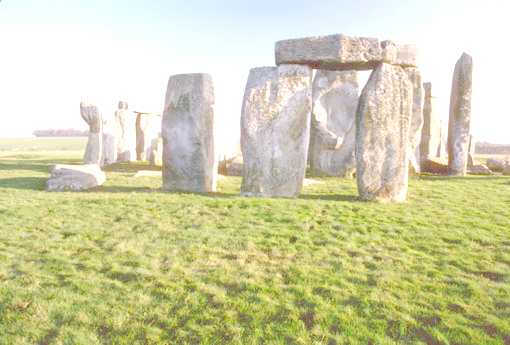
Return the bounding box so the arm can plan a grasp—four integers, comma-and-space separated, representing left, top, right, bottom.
300, 193, 359, 202
0, 177, 46, 190
103, 162, 161, 173
420, 175, 506, 182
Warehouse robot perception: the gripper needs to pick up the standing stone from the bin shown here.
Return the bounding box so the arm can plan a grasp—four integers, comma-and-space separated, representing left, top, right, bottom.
420, 82, 442, 161
309, 70, 358, 177
448, 53, 473, 176
115, 101, 136, 162
80, 102, 103, 165
148, 136, 163, 166
102, 114, 117, 166
162, 73, 217, 193
356, 63, 412, 202
136, 113, 160, 161
241, 65, 312, 197
406, 68, 424, 173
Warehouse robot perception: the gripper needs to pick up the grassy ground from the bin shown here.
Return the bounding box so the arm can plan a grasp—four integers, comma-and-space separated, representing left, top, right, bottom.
0, 138, 509, 345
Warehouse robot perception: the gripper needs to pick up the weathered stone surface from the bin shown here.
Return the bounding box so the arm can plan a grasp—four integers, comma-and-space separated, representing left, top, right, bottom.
162, 73, 217, 193
102, 114, 117, 166
46, 164, 105, 191
115, 101, 136, 162
148, 136, 163, 166
420, 82, 443, 165
421, 157, 449, 175
468, 164, 492, 175
275, 34, 417, 71
241, 65, 312, 197
136, 113, 160, 161
80, 102, 103, 165
309, 70, 358, 177
486, 157, 510, 172
467, 135, 476, 168
448, 53, 473, 176
503, 163, 510, 176
406, 68, 424, 173
356, 63, 412, 202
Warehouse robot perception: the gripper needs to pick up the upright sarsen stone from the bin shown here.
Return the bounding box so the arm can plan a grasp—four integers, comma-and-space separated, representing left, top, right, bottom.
356, 63, 412, 202
241, 65, 312, 197
448, 53, 473, 176
136, 113, 160, 161
102, 114, 117, 166
162, 74, 217, 193
406, 68, 424, 173
309, 70, 358, 177
115, 101, 136, 162
80, 102, 103, 165
420, 83, 442, 161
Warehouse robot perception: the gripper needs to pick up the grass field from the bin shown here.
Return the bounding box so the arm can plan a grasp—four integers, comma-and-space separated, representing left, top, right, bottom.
0, 138, 509, 345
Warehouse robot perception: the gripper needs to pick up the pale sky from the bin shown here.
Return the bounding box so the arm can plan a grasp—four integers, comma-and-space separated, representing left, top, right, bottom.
1, 0, 509, 155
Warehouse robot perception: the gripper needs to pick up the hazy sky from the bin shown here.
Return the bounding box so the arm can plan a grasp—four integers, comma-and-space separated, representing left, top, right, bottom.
1, 0, 509, 153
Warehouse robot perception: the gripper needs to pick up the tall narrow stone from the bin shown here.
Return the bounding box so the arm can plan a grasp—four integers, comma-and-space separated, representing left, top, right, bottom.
162, 74, 217, 193
136, 113, 159, 161
420, 83, 442, 161
309, 70, 358, 177
102, 114, 117, 166
448, 53, 473, 176
241, 65, 312, 197
115, 101, 136, 162
356, 63, 412, 202
406, 68, 424, 173
80, 102, 103, 165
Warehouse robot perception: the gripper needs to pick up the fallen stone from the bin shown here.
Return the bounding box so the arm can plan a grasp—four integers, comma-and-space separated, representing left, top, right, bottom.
421, 157, 449, 175
356, 63, 412, 202
80, 102, 103, 165
218, 155, 243, 177
309, 70, 358, 177
241, 65, 312, 197
162, 73, 217, 193
46, 164, 105, 191
448, 53, 473, 176
115, 101, 137, 162
275, 34, 417, 71
468, 164, 492, 175
486, 157, 510, 172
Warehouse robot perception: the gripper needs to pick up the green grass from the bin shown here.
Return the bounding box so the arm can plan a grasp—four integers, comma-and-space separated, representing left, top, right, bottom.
0, 139, 509, 345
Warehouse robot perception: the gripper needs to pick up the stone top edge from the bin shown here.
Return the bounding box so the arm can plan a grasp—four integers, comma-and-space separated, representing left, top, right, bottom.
275, 33, 414, 48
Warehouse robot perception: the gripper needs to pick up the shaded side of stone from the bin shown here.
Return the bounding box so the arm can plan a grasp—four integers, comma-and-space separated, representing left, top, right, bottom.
309, 70, 358, 177
447, 53, 473, 176
241, 65, 312, 197
162, 73, 217, 193
355, 63, 412, 202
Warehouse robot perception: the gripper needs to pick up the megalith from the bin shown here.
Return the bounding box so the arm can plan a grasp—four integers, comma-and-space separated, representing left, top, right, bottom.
356, 63, 412, 202
46, 164, 106, 191
162, 73, 217, 193
136, 113, 160, 161
420, 83, 442, 161
115, 101, 136, 162
309, 70, 359, 177
467, 135, 476, 168
275, 34, 417, 71
447, 53, 473, 176
102, 114, 117, 166
406, 68, 424, 173
80, 102, 103, 165
241, 65, 312, 197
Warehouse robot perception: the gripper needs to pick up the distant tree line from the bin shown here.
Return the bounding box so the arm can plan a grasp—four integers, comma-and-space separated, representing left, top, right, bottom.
476, 142, 510, 155
33, 129, 89, 137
